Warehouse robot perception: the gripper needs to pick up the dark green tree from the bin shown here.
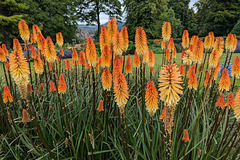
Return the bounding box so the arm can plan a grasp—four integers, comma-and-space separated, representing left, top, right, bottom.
77, 0, 122, 41
0, 0, 28, 47
123, 0, 169, 40
231, 20, 240, 35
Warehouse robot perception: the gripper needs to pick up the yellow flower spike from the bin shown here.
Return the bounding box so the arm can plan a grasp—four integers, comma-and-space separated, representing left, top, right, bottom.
107, 17, 118, 46
100, 26, 109, 51
135, 27, 148, 57
162, 22, 171, 43
182, 30, 189, 50
145, 80, 159, 117
113, 31, 123, 57
18, 20, 30, 43
44, 36, 57, 63
121, 26, 129, 53
86, 37, 97, 67
102, 68, 112, 91
56, 32, 64, 48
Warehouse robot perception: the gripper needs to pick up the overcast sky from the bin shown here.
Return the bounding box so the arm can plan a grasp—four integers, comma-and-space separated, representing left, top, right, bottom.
95, 0, 199, 25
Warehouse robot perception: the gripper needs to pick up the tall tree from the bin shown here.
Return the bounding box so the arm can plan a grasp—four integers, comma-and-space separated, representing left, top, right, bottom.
0, 0, 28, 47
77, 0, 122, 41
123, 0, 169, 40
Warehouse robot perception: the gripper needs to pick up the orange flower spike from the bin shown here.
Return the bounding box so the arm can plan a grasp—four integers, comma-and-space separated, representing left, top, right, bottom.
101, 45, 111, 68
22, 109, 31, 124
215, 93, 226, 109
48, 62, 52, 71
193, 39, 204, 64
232, 57, 240, 78
3, 86, 13, 103
225, 92, 235, 108
121, 26, 129, 52
86, 37, 97, 67
102, 68, 112, 91
5, 61, 10, 71
148, 50, 155, 68
135, 27, 148, 57
56, 56, 60, 63
100, 26, 109, 51
167, 38, 174, 52
13, 39, 22, 53
18, 19, 30, 43
34, 55, 43, 75
79, 51, 85, 65
182, 30, 189, 50
125, 54, 132, 74
180, 64, 185, 76
32, 24, 42, 41
172, 47, 177, 58
133, 51, 140, 68
30, 34, 35, 44
219, 69, 231, 91
204, 70, 212, 87
60, 48, 64, 56
159, 106, 166, 120
56, 32, 64, 48
85, 61, 91, 70
65, 59, 72, 70
58, 74, 67, 94
37, 33, 43, 50
204, 35, 211, 51
225, 33, 233, 53
234, 87, 240, 120
213, 37, 224, 57
180, 51, 185, 59
213, 62, 221, 80
190, 35, 198, 46
30, 46, 37, 59
182, 129, 190, 142
209, 50, 219, 69
232, 34, 237, 52
44, 36, 57, 63
113, 72, 129, 114
2, 44, 9, 56
209, 32, 215, 47
113, 30, 123, 57
165, 49, 171, 61
143, 50, 149, 65
49, 81, 56, 93
27, 82, 33, 94
107, 17, 118, 46
188, 65, 198, 90
97, 100, 104, 112
0, 47, 6, 62
113, 58, 122, 79
145, 80, 159, 117
72, 48, 78, 62
162, 22, 171, 43
161, 39, 166, 50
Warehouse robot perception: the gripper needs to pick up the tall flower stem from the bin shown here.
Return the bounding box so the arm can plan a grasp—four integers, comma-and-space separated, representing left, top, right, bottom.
61, 94, 71, 134
122, 113, 130, 160
140, 59, 146, 143
26, 44, 33, 85
92, 67, 96, 127
2, 63, 9, 86
123, 51, 126, 72
150, 116, 153, 160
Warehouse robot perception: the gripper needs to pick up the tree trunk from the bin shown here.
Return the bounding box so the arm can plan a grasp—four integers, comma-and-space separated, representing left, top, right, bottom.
96, 0, 100, 42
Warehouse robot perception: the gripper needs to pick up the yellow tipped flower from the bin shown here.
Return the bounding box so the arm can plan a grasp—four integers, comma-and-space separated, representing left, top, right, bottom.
86, 37, 97, 67
13, 39, 22, 53
100, 26, 109, 51
182, 30, 189, 50
204, 35, 211, 51
165, 49, 171, 61
204, 70, 212, 87
145, 80, 159, 117
101, 45, 111, 68
0, 46, 6, 62
192, 39, 203, 64
143, 50, 149, 64
162, 22, 171, 43
209, 32, 215, 47
172, 47, 177, 58
44, 36, 57, 63
3, 86, 13, 103
107, 17, 118, 46
180, 64, 185, 76
158, 64, 183, 107
219, 69, 230, 91
56, 32, 64, 48
208, 50, 219, 69
113, 58, 122, 79
58, 74, 67, 94
213, 37, 224, 56
125, 54, 132, 74
226, 92, 235, 109
187, 65, 198, 90
32, 24, 42, 41
133, 51, 140, 68
102, 68, 112, 91
72, 48, 78, 62
213, 62, 221, 80
190, 35, 198, 47
135, 27, 148, 57
161, 39, 166, 50
18, 20, 30, 43
182, 50, 193, 66
167, 38, 174, 52
34, 55, 43, 75
148, 50, 155, 68
114, 72, 129, 114
215, 93, 225, 109
121, 26, 129, 52
234, 87, 240, 121
113, 31, 123, 57
232, 57, 240, 78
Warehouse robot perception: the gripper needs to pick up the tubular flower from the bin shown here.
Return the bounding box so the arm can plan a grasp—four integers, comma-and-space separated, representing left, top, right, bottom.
101, 45, 111, 68
190, 35, 198, 47
13, 39, 22, 53
113, 72, 129, 114
204, 35, 211, 51
18, 20, 30, 43
234, 87, 240, 121
30, 34, 35, 44
44, 36, 56, 63
60, 48, 64, 56
48, 62, 52, 71
215, 93, 225, 109
30, 46, 37, 59
72, 48, 78, 62
213, 37, 224, 56
158, 64, 183, 107
213, 62, 221, 80
9, 51, 29, 99
79, 51, 86, 65
133, 51, 140, 68
209, 32, 215, 47
182, 50, 192, 66
113, 58, 122, 79
2, 44, 8, 56
65, 59, 72, 70
167, 38, 174, 52
135, 27, 148, 57
232, 57, 240, 78
113, 31, 123, 57
107, 17, 118, 46
97, 100, 104, 112
86, 37, 97, 67
232, 35, 237, 52
37, 33, 43, 50
182, 129, 190, 142
100, 26, 109, 51
22, 109, 31, 123
145, 80, 159, 117
159, 106, 166, 120
32, 24, 42, 41
3, 86, 13, 103
121, 26, 129, 52
161, 39, 166, 50
192, 39, 203, 64
56, 32, 64, 48
187, 65, 198, 90
208, 50, 219, 69
219, 69, 230, 91
180, 51, 185, 59
102, 68, 112, 91
148, 50, 155, 68
225, 33, 234, 53
180, 64, 185, 76
165, 49, 171, 61
204, 70, 212, 87
226, 92, 235, 108
0, 47, 6, 62
172, 47, 177, 58
143, 50, 149, 64
125, 54, 132, 74
5, 61, 10, 70
27, 82, 33, 94
162, 22, 171, 43
58, 74, 67, 94
182, 30, 189, 50
49, 81, 56, 93
34, 55, 43, 75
